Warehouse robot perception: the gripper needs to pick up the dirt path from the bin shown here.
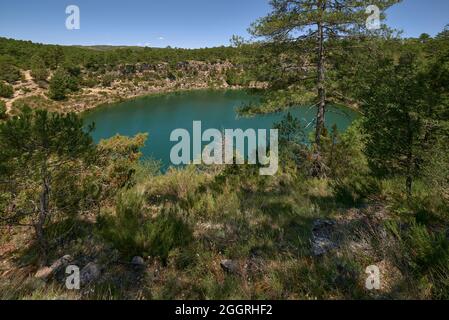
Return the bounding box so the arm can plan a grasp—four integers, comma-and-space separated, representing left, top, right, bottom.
5, 71, 46, 114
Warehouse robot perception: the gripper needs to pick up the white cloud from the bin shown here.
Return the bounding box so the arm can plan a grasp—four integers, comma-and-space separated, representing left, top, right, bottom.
157, 37, 165, 40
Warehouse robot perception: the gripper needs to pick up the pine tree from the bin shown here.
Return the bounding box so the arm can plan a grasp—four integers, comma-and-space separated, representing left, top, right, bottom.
250, 0, 400, 162
360, 46, 448, 197
48, 68, 69, 100
30, 54, 49, 83
0, 108, 95, 262
0, 81, 14, 98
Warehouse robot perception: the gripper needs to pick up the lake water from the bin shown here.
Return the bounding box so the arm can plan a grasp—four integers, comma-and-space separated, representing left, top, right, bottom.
83, 90, 357, 168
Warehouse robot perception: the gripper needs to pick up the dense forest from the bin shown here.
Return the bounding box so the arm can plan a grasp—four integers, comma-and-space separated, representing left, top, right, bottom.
0, 37, 242, 68
0, 0, 448, 300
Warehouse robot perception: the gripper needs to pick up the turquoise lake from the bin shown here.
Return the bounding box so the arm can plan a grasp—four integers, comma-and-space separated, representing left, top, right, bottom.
83, 90, 358, 168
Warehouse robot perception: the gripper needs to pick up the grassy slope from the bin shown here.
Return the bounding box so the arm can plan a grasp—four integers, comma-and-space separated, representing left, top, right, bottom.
1, 157, 447, 300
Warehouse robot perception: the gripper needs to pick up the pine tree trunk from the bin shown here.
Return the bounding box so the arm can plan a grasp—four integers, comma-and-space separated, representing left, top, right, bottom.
312, 2, 327, 177
405, 112, 414, 198
315, 3, 326, 149
36, 164, 50, 264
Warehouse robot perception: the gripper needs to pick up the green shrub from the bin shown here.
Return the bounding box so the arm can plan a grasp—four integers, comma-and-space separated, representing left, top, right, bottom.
323, 120, 368, 180
225, 68, 247, 86
97, 191, 147, 258
132, 158, 162, 184
101, 74, 115, 87
388, 221, 449, 299
48, 67, 80, 100
97, 191, 192, 262
333, 175, 380, 206
0, 58, 21, 83
145, 208, 193, 262
0, 101, 6, 119
31, 67, 49, 82
0, 82, 14, 98
422, 138, 449, 201
82, 76, 98, 88
274, 112, 305, 144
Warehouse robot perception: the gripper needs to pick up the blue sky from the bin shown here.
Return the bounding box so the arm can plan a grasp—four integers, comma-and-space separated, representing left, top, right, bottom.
0, 0, 447, 48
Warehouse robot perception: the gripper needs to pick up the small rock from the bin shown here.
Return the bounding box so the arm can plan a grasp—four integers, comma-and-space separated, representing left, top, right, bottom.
312, 236, 337, 256
131, 256, 145, 266
311, 219, 338, 256
312, 219, 336, 235
220, 259, 239, 274
80, 262, 101, 285
35, 255, 73, 280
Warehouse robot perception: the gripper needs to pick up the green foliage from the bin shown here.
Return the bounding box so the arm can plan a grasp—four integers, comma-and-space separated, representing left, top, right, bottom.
225, 68, 247, 86
0, 108, 95, 256
101, 73, 115, 87
248, 0, 400, 148
0, 100, 6, 119
0, 82, 14, 98
31, 66, 49, 83
1, 10, 449, 302
11, 95, 57, 113
30, 54, 49, 82
436, 24, 449, 40
272, 112, 310, 170
359, 47, 448, 195
0, 56, 22, 83
97, 191, 147, 257
274, 112, 305, 144
133, 157, 162, 183
325, 121, 369, 179
145, 208, 193, 262
421, 138, 449, 200
0, 37, 242, 72
97, 133, 148, 189
322, 121, 379, 206
97, 191, 192, 261
333, 175, 379, 206
48, 67, 81, 100
48, 69, 69, 100
387, 221, 449, 299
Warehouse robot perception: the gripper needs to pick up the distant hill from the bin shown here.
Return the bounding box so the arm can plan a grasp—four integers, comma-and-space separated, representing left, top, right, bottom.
72, 45, 148, 51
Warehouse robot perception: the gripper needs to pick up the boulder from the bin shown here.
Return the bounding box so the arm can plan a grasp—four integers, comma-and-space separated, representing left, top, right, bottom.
312, 236, 337, 256
80, 262, 101, 285
311, 219, 338, 256
131, 256, 145, 267
220, 259, 239, 274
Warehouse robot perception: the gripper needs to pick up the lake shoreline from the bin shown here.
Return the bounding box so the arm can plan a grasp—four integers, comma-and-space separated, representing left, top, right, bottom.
80, 85, 262, 116
4, 64, 268, 116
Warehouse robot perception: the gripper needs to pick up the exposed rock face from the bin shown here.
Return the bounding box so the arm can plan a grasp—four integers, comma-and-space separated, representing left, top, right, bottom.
35, 255, 73, 280
80, 262, 101, 285
311, 220, 338, 256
